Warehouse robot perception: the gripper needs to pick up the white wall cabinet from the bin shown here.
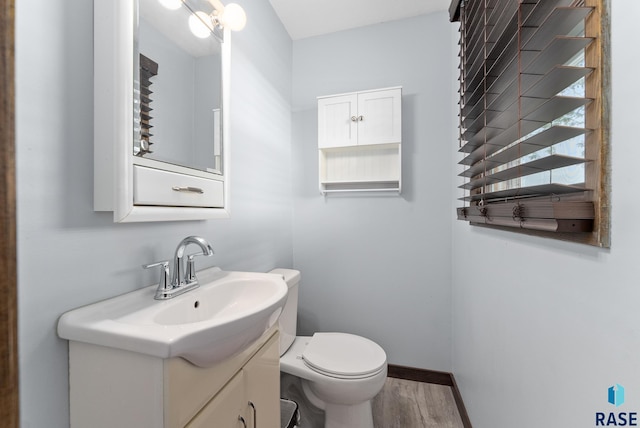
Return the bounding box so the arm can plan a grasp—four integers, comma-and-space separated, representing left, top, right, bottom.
68, 327, 280, 428
317, 87, 402, 194
318, 87, 401, 149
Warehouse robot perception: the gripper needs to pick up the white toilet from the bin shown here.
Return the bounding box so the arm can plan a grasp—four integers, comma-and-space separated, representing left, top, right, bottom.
270, 269, 387, 428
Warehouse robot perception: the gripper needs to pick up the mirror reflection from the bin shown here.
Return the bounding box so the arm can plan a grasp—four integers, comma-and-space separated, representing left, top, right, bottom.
135, 0, 223, 174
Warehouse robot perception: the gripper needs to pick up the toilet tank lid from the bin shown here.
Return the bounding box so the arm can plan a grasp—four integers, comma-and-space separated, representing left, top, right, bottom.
269, 268, 300, 288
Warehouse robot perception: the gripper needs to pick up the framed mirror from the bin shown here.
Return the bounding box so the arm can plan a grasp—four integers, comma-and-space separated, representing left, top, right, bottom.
94, 0, 231, 223
136, 0, 223, 174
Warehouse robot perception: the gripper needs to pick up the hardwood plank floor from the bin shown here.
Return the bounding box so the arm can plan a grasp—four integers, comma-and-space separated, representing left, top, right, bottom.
281, 374, 465, 428
372, 377, 465, 428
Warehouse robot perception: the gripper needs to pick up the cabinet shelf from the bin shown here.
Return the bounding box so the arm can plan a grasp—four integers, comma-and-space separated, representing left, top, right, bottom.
320, 180, 401, 194
318, 143, 401, 194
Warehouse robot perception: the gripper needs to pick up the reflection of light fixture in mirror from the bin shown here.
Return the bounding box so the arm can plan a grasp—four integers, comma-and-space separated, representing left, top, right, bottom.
208, 0, 247, 31
189, 11, 214, 38
187, 1, 247, 39
218, 3, 246, 31
158, 0, 182, 10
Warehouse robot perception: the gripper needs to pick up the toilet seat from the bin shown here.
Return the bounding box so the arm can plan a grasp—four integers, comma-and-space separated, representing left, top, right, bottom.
302, 333, 387, 379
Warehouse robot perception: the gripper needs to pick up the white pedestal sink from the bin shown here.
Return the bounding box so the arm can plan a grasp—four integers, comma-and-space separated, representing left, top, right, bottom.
58, 267, 288, 367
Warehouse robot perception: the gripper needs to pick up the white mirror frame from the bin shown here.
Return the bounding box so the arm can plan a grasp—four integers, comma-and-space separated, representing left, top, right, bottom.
94, 0, 231, 222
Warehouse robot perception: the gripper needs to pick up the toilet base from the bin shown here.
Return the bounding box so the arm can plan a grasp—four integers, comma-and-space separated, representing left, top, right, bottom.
324, 401, 374, 428
302, 379, 375, 428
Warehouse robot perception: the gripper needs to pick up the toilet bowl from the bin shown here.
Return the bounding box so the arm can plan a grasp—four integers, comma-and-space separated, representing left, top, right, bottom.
270, 269, 387, 428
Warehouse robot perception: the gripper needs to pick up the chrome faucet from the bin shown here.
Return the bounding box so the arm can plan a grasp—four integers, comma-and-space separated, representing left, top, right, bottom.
143, 236, 214, 300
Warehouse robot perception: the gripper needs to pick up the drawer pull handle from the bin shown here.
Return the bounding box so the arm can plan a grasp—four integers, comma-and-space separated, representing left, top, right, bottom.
238, 416, 247, 427
171, 186, 204, 194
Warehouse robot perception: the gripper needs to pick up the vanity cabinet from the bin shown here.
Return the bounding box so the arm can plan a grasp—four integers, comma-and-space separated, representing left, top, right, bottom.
68, 327, 280, 428
317, 87, 402, 194
185, 371, 245, 427
186, 332, 280, 428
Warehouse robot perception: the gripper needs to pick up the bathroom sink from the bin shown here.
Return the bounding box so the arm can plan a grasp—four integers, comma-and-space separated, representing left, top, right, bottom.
57, 267, 288, 367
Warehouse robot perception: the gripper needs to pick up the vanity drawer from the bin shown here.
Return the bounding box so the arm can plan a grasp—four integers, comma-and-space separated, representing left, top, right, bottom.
133, 166, 224, 208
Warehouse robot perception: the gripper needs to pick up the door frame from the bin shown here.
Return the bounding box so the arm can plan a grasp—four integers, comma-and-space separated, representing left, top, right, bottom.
1, 0, 19, 425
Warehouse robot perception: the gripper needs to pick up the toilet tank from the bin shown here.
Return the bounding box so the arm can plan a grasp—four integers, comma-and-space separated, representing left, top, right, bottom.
269, 268, 300, 356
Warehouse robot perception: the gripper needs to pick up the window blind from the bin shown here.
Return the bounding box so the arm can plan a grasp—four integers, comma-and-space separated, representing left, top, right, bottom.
135, 54, 158, 157
451, 0, 601, 235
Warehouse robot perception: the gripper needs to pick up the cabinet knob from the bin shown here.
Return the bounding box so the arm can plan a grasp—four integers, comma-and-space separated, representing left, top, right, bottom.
350, 116, 357, 122
358, 115, 364, 121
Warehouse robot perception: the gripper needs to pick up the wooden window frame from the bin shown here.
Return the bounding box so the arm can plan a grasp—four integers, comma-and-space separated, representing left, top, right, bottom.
449, 0, 611, 247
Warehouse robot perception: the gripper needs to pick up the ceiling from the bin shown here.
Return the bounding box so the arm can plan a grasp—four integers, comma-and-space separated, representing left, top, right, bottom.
268, 0, 451, 40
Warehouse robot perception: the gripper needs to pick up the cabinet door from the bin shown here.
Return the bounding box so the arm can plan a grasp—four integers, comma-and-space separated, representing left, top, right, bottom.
318, 94, 358, 148
357, 88, 402, 146
186, 371, 247, 428
243, 335, 280, 428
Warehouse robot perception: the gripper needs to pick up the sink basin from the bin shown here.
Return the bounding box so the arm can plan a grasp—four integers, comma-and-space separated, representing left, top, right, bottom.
57, 267, 288, 367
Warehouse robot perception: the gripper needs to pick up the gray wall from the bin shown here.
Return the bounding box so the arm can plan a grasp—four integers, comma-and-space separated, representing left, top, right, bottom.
291, 13, 457, 371
451, 1, 640, 426
15, 0, 292, 426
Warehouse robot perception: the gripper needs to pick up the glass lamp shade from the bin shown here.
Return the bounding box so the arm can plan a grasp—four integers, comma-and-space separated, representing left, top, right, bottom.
189, 11, 212, 38
220, 3, 246, 31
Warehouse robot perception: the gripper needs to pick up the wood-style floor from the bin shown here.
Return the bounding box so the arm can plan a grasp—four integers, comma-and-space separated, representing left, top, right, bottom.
281, 373, 465, 428
372, 377, 465, 428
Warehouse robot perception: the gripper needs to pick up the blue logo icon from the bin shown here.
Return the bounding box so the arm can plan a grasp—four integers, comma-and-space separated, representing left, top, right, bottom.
609, 384, 626, 407
596, 384, 636, 426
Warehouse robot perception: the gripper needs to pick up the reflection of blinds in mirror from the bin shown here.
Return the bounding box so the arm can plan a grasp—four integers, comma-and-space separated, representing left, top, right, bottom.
138, 54, 158, 156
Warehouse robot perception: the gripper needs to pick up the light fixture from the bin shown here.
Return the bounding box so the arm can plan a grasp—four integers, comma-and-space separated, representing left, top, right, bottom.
189, 10, 213, 38
158, 0, 182, 10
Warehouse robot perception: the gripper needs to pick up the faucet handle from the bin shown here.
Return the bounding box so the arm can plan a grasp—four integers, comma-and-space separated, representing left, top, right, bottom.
143, 260, 171, 296
143, 260, 170, 270
185, 252, 212, 284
